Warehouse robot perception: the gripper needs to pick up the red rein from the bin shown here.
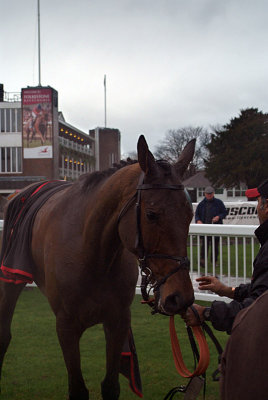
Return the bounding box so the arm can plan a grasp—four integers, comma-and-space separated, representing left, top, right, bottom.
169, 316, 210, 378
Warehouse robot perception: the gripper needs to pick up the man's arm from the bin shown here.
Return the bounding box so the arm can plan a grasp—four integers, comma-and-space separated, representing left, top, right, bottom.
217, 199, 227, 220
196, 276, 235, 298
183, 270, 268, 333
195, 202, 203, 223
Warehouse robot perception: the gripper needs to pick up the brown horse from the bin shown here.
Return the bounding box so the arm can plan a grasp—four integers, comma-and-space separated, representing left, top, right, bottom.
220, 290, 268, 400
25, 113, 48, 146
34, 112, 48, 144
0, 135, 195, 400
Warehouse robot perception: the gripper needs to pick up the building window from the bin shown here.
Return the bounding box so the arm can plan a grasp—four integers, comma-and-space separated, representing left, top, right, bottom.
0, 108, 21, 133
1, 109, 5, 132
227, 187, 246, 197
235, 187, 246, 197
17, 109, 21, 132
198, 187, 205, 197
109, 153, 116, 166
0, 147, 22, 173
215, 188, 224, 195
12, 109, 16, 132
6, 109, 11, 132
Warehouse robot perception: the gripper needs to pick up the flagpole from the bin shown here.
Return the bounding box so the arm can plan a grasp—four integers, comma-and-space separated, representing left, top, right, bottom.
37, 0, 41, 86
104, 74, 107, 127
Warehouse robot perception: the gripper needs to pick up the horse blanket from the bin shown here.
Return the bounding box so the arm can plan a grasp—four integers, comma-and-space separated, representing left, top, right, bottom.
0, 180, 72, 284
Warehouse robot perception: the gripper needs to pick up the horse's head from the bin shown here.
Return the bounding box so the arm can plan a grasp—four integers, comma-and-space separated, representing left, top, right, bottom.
119, 135, 195, 315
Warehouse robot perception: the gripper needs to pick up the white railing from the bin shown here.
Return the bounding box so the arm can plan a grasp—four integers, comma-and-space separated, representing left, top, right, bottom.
59, 168, 86, 180
0, 221, 257, 302
189, 224, 256, 302
59, 136, 92, 155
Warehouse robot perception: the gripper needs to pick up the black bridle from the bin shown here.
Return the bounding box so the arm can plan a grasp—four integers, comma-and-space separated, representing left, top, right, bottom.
118, 171, 191, 314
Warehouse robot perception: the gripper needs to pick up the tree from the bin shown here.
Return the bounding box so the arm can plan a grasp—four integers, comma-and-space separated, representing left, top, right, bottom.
205, 108, 268, 188
154, 126, 210, 174
121, 151, 137, 160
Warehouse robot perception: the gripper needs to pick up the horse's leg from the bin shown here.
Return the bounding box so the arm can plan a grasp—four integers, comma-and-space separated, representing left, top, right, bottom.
26, 127, 30, 146
31, 126, 35, 142
42, 126, 45, 142
35, 121, 44, 145
56, 314, 89, 400
0, 282, 26, 386
38, 127, 44, 145
101, 309, 131, 400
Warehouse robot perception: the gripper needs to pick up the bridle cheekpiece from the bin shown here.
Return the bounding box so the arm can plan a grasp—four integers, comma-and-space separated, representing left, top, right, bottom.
118, 170, 191, 314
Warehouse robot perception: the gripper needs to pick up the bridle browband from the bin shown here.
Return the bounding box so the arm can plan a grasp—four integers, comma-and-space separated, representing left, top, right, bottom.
118, 170, 190, 314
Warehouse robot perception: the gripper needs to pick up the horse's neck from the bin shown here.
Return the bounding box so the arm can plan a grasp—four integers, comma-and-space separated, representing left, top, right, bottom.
83, 168, 139, 266
35, 116, 41, 125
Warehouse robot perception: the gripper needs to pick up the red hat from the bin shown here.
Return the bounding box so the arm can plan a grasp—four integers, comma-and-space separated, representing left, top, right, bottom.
245, 179, 268, 199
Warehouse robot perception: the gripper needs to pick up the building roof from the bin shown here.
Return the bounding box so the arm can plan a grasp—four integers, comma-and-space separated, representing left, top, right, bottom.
58, 111, 95, 145
182, 171, 211, 188
183, 170, 247, 190
58, 112, 94, 143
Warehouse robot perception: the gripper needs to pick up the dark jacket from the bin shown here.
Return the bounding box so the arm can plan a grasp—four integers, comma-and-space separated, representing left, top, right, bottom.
210, 218, 268, 334
195, 197, 227, 224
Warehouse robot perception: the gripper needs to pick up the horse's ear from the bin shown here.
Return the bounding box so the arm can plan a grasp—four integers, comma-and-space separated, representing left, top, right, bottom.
174, 139, 196, 177
137, 135, 157, 175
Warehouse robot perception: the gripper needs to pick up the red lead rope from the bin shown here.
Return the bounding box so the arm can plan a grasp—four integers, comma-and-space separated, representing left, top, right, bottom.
169, 316, 210, 378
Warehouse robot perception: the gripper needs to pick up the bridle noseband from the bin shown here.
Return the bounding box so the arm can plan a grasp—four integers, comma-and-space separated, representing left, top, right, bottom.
118, 171, 191, 314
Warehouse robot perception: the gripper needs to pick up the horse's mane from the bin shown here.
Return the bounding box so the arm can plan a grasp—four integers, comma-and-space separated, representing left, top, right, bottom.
78, 158, 138, 192
77, 157, 173, 192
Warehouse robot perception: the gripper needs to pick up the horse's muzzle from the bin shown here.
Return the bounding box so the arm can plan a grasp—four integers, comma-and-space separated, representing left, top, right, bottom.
159, 291, 194, 315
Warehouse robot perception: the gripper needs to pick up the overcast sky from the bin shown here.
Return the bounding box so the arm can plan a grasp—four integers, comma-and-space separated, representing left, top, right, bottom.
2, 0, 268, 155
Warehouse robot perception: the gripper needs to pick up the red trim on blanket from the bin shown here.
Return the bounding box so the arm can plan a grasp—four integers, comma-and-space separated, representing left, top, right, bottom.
0, 275, 31, 285
30, 181, 50, 197
4, 182, 51, 246
7, 183, 49, 233
30, 180, 66, 197
1, 264, 33, 279
121, 352, 132, 356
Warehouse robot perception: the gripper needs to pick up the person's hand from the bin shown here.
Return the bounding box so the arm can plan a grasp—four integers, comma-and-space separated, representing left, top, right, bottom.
196, 276, 232, 297
212, 216, 220, 223
181, 304, 205, 326
196, 220, 203, 224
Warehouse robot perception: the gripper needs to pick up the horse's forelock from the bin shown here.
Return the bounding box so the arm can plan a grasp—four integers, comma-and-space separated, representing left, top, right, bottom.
155, 160, 172, 176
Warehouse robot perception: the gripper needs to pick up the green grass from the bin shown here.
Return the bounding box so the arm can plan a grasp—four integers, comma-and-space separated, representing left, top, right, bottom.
23, 139, 52, 149
1, 288, 229, 400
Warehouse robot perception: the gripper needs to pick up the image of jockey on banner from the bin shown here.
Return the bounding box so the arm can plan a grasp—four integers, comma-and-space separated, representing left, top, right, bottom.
31, 104, 43, 126
22, 88, 53, 159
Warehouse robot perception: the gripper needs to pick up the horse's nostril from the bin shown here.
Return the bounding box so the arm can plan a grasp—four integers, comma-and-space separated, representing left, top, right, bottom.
164, 293, 183, 314
163, 293, 194, 314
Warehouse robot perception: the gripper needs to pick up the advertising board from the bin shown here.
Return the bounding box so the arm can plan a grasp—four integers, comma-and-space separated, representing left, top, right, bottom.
192, 201, 258, 225
22, 88, 53, 159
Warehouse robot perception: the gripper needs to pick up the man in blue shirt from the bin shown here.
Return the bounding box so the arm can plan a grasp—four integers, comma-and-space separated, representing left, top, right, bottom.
195, 186, 227, 266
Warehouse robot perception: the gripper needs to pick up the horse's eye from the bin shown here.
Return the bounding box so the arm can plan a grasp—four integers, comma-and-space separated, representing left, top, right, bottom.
146, 211, 159, 221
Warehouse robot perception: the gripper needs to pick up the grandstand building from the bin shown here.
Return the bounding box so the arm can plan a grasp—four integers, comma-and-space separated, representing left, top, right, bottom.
0, 84, 120, 195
